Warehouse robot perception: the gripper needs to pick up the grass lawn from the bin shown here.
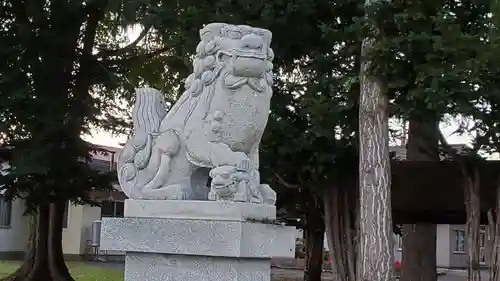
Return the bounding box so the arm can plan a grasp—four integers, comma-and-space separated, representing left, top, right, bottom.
0, 261, 334, 281
0, 261, 123, 281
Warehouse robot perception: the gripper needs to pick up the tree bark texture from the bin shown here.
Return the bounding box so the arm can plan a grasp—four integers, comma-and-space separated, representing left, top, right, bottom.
465, 169, 481, 281
324, 186, 357, 281
27, 203, 51, 281
304, 202, 326, 281
357, 35, 393, 281
400, 120, 439, 281
25, 215, 37, 259
1, 203, 74, 281
48, 202, 74, 281
487, 192, 500, 281
400, 224, 437, 281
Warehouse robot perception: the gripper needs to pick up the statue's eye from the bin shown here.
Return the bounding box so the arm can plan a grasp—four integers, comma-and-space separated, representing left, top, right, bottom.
227, 30, 242, 39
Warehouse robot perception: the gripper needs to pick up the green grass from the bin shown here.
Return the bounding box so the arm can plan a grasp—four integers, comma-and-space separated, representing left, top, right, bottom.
0, 261, 123, 281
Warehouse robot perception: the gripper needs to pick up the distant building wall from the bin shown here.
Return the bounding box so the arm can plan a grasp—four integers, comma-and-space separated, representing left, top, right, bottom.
0, 198, 30, 259
437, 224, 451, 268
447, 224, 489, 269
393, 224, 451, 268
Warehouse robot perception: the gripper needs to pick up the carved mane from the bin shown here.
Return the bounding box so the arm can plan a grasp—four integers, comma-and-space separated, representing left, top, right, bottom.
161, 23, 275, 132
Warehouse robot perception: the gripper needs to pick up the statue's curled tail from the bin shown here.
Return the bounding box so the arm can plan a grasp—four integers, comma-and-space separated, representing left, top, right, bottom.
117, 87, 180, 198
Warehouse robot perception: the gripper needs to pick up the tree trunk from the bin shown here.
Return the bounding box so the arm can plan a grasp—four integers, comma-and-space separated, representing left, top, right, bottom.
1, 202, 74, 281
487, 187, 500, 281
400, 120, 439, 281
357, 23, 393, 281
25, 215, 37, 259
324, 186, 357, 281
400, 224, 437, 281
465, 169, 481, 281
304, 205, 325, 281
27, 203, 51, 281
48, 202, 74, 281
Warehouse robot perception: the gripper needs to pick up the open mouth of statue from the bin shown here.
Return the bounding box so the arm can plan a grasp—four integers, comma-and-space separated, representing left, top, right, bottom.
212, 184, 234, 197
217, 50, 267, 77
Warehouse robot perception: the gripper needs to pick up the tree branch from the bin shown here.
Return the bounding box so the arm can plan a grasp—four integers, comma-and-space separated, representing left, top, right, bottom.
96, 24, 153, 58
438, 128, 463, 162
81, 1, 107, 58
274, 173, 299, 189
98, 47, 169, 65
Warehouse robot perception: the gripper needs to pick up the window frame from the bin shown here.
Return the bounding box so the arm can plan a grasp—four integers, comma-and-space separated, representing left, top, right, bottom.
453, 229, 466, 254
100, 200, 124, 218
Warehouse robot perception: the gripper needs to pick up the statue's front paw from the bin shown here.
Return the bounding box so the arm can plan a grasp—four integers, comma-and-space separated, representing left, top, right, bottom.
143, 184, 186, 200
233, 192, 248, 202
250, 195, 263, 204
259, 184, 276, 205
208, 191, 217, 201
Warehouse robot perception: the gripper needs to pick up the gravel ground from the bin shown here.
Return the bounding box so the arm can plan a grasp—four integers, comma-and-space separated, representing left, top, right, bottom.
87, 262, 489, 281
438, 270, 489, 281
270, 268, 491, 281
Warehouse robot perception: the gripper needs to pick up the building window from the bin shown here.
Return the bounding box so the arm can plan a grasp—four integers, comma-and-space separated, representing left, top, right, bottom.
101, 201, 124, 218
480, 230, 487, 264
396, 234, 403, 251
0, 196, 11, 228
454, 229, 466, 253
62, 201, 69, 229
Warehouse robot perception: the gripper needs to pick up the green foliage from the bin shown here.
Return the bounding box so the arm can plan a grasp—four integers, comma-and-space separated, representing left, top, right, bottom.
367, 0, 500, 156
0, 0, 169, 212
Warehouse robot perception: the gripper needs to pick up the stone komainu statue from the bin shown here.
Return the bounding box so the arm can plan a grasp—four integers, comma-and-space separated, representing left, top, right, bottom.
117, 23, 276, 205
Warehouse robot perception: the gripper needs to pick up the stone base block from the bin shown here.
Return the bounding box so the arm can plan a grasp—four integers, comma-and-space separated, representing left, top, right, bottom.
100, 200, 297, 281
124, 199, 276, 221
100, 216, 295, 258
124, 253, 271, 281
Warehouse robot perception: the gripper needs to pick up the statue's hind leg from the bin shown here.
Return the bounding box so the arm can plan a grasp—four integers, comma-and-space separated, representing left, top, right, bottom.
135, 130, 189, 200
185, 133, 252, 170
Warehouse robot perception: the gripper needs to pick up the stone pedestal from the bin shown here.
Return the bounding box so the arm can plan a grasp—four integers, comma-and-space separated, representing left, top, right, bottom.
100, 200, 296, 281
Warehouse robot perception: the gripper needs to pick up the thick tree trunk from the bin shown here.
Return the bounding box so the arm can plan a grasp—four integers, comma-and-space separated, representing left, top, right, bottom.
27, 203, 51, 281
487, 188, 500, 281
48, 202, 74, 281
465, 169, 481, 281
25, 215, 37, 259
304, 205, 325, 281
400, 120, 439, 281
400, 224, 437, 281
1, 202, 74, 281
488, 184, 500, 281
324, 186, 357, 281
357, 31, 393, 281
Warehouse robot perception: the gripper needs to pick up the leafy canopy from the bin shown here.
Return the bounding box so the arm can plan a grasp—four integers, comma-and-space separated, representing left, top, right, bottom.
0, 0, 169, 212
